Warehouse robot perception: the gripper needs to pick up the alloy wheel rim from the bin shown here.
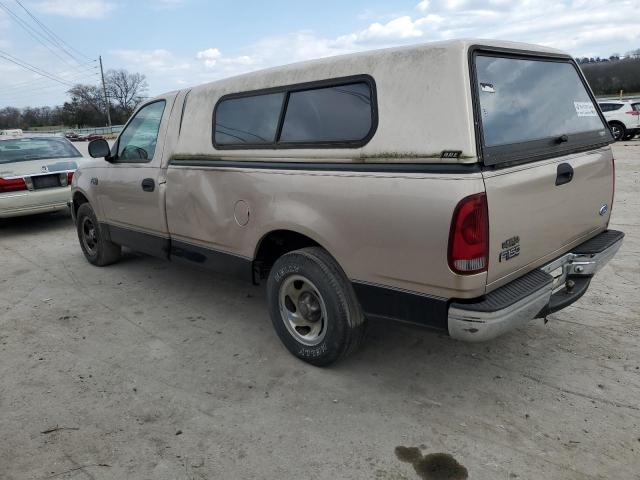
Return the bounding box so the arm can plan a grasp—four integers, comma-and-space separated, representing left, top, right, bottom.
81, 217, 98, 256
611, 125, 622, 140
278, 274, 328, 346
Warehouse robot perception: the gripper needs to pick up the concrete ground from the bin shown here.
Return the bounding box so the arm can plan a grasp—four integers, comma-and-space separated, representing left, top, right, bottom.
1, 143, 639, 480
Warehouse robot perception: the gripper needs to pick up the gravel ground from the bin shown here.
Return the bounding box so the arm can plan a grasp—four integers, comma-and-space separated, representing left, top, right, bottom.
1, 142, 639, 480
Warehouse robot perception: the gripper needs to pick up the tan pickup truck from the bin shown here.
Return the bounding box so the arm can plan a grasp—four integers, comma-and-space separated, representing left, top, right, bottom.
71, 39, 624, 365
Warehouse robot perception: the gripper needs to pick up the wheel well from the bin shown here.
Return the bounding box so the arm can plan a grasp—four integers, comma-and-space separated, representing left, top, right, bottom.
254, 230, 320, 280
72, 192, 89, 217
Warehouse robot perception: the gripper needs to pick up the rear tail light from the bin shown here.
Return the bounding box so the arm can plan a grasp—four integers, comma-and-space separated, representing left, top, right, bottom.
448, 193, 489, 275
625, 110, 640, 116
58, 171, 74, 186
0, 177, 27, 193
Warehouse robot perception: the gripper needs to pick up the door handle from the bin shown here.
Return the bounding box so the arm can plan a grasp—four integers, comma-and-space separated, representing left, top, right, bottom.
555, 163, 574, 186
141, 178, 155, 192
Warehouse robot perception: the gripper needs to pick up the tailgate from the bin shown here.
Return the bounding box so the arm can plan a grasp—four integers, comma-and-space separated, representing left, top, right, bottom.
471, 49, 615, 288
483, 149, 613, 285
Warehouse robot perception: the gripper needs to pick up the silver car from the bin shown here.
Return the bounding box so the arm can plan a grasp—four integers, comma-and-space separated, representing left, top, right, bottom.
0, 134, 83, 218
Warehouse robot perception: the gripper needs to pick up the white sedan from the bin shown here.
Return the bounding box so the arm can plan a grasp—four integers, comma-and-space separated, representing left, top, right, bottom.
0, 134, 84, 218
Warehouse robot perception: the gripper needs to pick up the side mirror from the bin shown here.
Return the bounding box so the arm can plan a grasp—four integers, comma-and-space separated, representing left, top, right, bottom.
88, 138, 111, 159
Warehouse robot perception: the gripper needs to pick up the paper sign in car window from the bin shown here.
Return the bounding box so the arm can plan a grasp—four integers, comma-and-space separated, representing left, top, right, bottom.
574, 101, 597, 117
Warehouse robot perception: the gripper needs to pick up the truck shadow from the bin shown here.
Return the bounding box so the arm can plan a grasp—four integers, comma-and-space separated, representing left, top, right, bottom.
0, 211, 73, 235
156, 258, 555, 378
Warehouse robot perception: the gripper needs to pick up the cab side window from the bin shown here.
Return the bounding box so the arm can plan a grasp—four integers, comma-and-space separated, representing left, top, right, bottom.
116, 100, 166, 163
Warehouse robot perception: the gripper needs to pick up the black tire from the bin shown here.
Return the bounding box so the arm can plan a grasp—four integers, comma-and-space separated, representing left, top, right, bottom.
609, 122, 625, 141
76, 203, 121, 266
267, 247, 367, 366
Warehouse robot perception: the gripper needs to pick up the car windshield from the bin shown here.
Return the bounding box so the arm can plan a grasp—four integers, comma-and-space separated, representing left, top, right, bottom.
0, 137, 82, 164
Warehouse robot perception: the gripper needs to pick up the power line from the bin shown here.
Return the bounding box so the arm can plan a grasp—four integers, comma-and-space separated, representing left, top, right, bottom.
0, 78, 100, 103
7, 65, 98, 85
0, 0, 102, 109
0, 49, 75, 86
3, 66, 98, 91
0, 1, 84, 71
0, 71, 100, 97
0, 75, 100, 101
0, 51, 75, 85
13, 0, 92, 63
0, 60, 99, 106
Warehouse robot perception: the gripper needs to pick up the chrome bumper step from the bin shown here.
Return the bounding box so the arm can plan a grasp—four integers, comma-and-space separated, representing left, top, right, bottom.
448, 229, 624, 342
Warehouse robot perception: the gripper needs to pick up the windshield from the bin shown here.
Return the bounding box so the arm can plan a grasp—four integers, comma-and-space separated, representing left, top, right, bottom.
0, 137, 82, 164
476, 55, 608, 148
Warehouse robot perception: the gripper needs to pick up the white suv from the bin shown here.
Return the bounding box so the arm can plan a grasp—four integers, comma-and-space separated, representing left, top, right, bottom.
598, 100, 640, 141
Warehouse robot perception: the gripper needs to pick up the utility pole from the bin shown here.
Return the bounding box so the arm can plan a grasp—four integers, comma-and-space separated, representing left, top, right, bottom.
99, 55, 112, 128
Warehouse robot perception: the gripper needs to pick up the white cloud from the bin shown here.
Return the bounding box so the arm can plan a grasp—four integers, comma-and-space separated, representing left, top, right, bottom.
341, 16, 425, 44
146, 1, 639, 93
330, 0, 640, 57
149, 0, 187, 9
196, 48, 221, 67
196, 48, 255, 68
35, 0, 116, 19
4, 0, 640, 106
111, 49, 191, 71
416, 0, 430, 12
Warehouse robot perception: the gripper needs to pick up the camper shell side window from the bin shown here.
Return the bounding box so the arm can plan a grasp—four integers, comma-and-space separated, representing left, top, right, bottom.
212, 75, 378, 150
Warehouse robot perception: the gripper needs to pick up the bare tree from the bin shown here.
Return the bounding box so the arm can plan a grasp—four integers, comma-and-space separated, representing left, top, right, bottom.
0, 107, 22, 128
105, 69, 148, 116
68, 84, 105, 115
65, 84, 108, 126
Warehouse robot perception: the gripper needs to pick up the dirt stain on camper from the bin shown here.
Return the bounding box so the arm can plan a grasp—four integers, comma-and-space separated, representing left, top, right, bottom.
395, 446, 468, 480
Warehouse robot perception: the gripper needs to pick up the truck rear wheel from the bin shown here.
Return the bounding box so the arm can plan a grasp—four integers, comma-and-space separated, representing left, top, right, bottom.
76, 203, 121, 266
266, 247, 366, 366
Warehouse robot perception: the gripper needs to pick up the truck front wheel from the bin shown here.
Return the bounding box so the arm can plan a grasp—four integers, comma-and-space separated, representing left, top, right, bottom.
76, 203, 121, 266
266, 247, 367, 366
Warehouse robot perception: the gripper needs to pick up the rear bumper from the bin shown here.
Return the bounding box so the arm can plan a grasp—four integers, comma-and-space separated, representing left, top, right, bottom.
448, 230, 624, 342
0, 187, 71, 218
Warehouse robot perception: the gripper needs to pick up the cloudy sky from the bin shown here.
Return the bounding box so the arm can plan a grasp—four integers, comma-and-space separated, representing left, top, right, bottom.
0, 0, 639, 108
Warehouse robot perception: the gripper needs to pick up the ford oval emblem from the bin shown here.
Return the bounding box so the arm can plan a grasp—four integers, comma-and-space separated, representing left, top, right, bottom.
599, 204, 609, 216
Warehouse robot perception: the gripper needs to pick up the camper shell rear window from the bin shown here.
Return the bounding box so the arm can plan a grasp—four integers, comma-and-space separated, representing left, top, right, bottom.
213, 75, 377, 149
471, 48, 613, 167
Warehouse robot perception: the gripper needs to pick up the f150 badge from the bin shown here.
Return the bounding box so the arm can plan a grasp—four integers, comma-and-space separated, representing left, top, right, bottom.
499, 236, 520, 262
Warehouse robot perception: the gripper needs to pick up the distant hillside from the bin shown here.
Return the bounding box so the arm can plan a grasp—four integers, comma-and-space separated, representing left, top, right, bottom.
580, 58, 640, 96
